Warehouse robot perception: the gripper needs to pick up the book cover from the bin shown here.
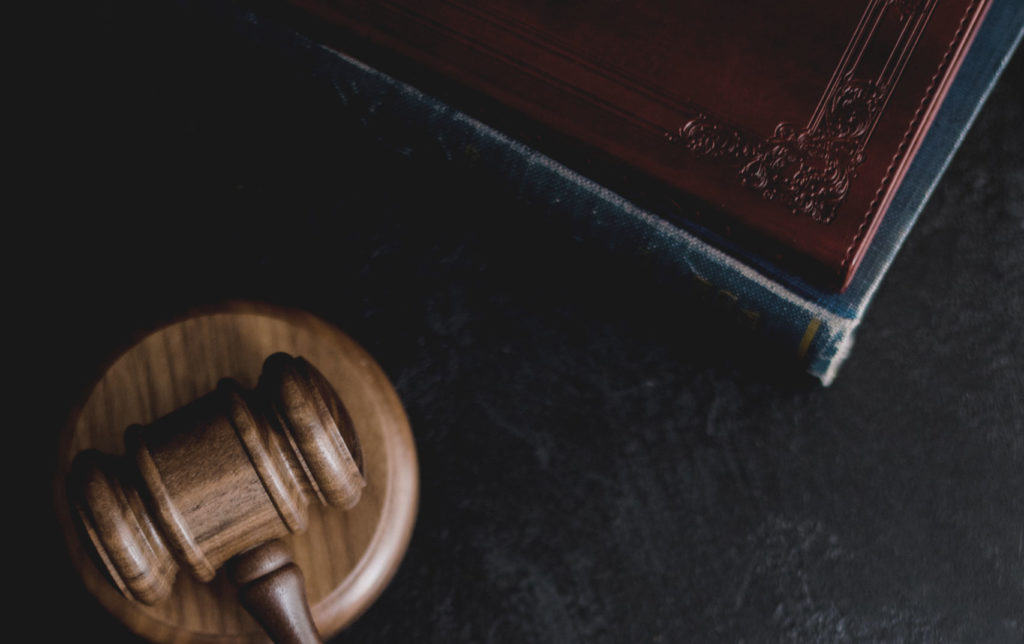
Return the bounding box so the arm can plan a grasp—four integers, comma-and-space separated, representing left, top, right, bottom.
179, 0, 1021, 384
279, 0, 993, 291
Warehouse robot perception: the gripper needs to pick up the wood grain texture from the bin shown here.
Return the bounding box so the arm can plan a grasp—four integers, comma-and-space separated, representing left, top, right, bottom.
54, 304, 419, 643
230, 541, 322, 644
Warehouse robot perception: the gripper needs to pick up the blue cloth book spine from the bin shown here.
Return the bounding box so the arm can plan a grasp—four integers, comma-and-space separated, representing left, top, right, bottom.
211, 0, 1021, 384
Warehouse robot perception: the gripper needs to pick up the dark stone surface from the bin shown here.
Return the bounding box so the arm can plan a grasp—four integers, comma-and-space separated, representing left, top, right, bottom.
27, 2, 1022, 641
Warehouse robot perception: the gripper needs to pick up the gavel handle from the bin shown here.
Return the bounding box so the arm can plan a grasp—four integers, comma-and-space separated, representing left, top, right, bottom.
229, 540, 322, 644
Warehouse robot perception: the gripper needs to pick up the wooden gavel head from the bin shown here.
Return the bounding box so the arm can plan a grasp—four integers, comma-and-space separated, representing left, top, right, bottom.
69, 352, 366, 640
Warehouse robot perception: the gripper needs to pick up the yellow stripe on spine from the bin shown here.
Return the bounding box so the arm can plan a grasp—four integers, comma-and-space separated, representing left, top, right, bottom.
798, 318, 822, 359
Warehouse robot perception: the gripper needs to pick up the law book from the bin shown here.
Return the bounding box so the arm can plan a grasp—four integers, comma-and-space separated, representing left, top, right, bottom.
278, 0, 996, 290
189, 0, 1020, 383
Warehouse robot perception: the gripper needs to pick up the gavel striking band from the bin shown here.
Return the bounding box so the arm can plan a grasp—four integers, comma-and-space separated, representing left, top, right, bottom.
69, 352, 366, 640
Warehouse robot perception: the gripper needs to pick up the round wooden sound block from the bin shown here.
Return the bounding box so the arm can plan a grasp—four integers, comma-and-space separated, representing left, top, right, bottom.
54, 304, 418, 643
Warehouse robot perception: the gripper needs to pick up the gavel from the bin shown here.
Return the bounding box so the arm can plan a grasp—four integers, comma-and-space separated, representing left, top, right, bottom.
69, 352, 366, 644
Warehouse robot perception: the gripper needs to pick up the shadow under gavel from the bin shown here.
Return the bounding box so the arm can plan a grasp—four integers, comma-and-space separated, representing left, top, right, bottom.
69, 353, 366, 644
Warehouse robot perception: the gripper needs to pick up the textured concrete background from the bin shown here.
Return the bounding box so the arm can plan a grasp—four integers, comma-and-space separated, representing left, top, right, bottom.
29, 2, 1022, 641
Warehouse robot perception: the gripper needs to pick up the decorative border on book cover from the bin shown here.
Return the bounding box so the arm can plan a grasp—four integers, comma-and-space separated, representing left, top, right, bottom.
439, 0, 938, 223
358, 0, 981, 236
665, 0, 937, 223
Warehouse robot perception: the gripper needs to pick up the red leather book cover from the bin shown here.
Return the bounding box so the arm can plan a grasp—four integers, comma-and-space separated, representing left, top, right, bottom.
285, 0, 992, 289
